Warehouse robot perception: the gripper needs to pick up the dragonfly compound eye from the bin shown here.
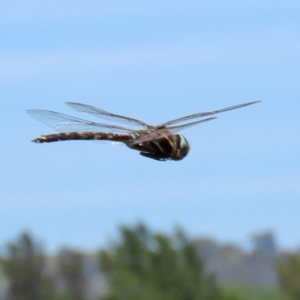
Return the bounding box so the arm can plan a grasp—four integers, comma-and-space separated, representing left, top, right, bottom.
176, 134, 190, 160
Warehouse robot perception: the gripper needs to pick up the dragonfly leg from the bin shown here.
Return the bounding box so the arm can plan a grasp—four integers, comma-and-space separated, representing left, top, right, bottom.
139, 152, 168, 161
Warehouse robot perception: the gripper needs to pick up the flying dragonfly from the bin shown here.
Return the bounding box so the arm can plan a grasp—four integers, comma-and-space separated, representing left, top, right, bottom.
26, 100, 260, 161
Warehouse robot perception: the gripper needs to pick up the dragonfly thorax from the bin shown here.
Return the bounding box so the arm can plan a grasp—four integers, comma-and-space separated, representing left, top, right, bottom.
128, 133, 190, 161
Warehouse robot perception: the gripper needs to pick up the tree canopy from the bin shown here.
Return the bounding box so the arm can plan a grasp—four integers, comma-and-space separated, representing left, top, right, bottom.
277, 253, 300, 300
99, 223, 222, 300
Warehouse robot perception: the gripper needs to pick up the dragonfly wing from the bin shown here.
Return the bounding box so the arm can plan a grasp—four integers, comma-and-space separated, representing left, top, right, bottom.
26, 109, 136, 133
158, 100, 261, 127
66, 102, 149, 127
131, 128, 173, 145
94, 140, 124, 146
131, 117, 216, 145
167, 117, 217, 133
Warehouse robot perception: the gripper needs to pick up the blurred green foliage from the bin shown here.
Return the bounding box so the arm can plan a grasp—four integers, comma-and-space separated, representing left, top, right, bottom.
0, 225, 299, 300
277, 253, 300, 300
2, 232, 55, 300
99, 223, 222, 300
1, 233, 87, 300
56, 248, 87, 300
222, 285, 290, 300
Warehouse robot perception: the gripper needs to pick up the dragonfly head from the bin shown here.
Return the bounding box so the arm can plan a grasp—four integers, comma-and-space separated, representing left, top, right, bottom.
174, 134, 190, 160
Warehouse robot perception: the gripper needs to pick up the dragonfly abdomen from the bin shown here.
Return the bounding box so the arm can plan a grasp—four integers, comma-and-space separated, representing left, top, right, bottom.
32, 132, 133, 143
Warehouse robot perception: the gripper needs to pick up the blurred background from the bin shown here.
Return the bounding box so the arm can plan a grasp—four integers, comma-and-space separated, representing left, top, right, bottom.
0, 1, 299, 299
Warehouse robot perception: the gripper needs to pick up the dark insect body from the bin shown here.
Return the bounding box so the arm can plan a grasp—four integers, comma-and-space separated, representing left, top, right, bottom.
26, 101, 260, 161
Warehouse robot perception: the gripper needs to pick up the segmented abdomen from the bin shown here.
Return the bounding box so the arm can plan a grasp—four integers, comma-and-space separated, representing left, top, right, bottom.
33, 132, 133, 143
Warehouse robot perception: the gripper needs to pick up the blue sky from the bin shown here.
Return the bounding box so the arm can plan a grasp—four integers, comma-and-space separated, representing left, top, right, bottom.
1, 1, 299, 252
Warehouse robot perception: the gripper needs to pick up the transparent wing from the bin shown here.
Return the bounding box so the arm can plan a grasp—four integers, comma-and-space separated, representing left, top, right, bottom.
26, 109, 136, 133
66, 102, 149, 127
132, 117, 216, 145
158, 100, 261, 127
167, 117, 217, 132
131, 128, 173, 145
94, 140, 125, 146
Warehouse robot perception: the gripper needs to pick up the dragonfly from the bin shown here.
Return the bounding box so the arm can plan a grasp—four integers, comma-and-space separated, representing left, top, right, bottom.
26, 100, 260, 161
